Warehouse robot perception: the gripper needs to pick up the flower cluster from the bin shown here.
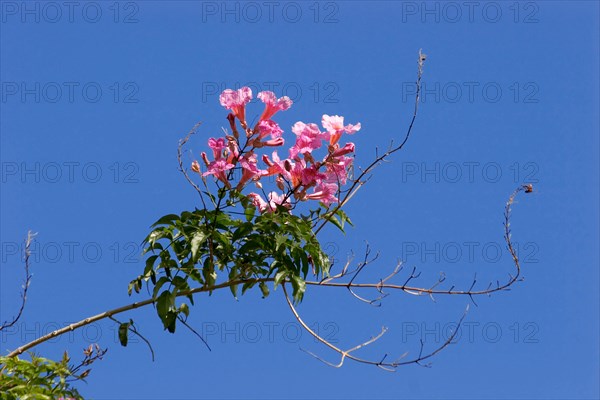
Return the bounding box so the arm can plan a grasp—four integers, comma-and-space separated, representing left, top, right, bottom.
193, 87, 360, 213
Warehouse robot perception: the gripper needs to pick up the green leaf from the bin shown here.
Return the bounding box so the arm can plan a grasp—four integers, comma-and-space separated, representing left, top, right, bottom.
244, 206, 255, 222
328, 215, 345, 233
151, 214, 180, 228
191, 231, 208, 261
144, 255, 159, 275
241, 280, 256, 295
156, 290, 177, 332
179, 302, 190, 318
259, 282, 270, 298
274, 270, 288, 288
337, 209, 354, 227
232, 222, 253, 242
118, 322, 130, 346
228, 266, 239, 299
290, 275, 306, 302
152, 276, 170, 299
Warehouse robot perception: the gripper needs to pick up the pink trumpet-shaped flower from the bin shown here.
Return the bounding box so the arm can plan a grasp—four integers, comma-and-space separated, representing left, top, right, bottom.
299, 163, 326, 187
202, 158, 234, 187
248, 193, 268, 212
263, 151, 292, 181
255, 137, 285, 148
306, 182, 338, 205
257, 119, 283, 139
208, 137, 227, 159
268, 191, 291, 212
325, 155, 353, 185
237, 153, 264, 189
289, 122, 325, 160
258, 91, 292, 121
322, 114, 361, 145
248, 192, 291, 213
330, 142, 355, 158
225, 139, 240, 165
220, 87, 253, 123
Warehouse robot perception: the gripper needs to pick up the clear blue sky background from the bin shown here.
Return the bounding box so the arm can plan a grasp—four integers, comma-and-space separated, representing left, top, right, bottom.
1, 1, 598, 399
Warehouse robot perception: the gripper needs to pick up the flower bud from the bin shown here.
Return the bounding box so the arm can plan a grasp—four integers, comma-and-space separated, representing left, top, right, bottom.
276, 175, 285, 191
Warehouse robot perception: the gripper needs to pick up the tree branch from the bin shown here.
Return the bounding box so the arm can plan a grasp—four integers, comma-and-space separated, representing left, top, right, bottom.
6, 277, 272, 358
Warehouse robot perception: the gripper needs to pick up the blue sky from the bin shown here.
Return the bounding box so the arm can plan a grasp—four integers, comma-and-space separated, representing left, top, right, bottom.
1, 1, 598, 399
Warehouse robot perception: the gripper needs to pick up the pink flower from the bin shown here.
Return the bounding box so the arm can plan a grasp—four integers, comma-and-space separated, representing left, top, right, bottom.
220, 87, 253, 123
208, 137, 227, 159
331, 142, 355, 158
300, 164, 326, 187
268, 191, 291, 211
258, 91, 292, 121
306, 182, 338, 205
254, 138, 285, 148
248, 193, 268, 212
254, 120, 285, 148
263, 151, 292, 181
322, 114, 361, 145
289, 159, 305, 187
248, 192, 291, 213
325, 156, 353, 185
237, 153, 264, 189
257, 119, 283, 139
289, 122, 325, 159
202, 158, 234, 187
225, 139, 240, 165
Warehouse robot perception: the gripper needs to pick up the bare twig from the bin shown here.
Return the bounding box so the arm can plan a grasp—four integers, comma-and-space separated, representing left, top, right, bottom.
67, 344, 108, 381
315, 49, 427, 235
177, 316, 211, 352
177, 122, 209, 209
307, 184, 533, 298
282, 283, 469, 371
1, 231, 36, 332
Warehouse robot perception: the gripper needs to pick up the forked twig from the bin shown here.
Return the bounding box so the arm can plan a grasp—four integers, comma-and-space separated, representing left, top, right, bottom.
177, 121, 208, 209
1, 231, 36, 332
282, 283, 469, 371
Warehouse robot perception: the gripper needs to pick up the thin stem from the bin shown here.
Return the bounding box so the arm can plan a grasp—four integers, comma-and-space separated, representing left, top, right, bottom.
1, 231, 35, 331
315, 49, 426, 235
